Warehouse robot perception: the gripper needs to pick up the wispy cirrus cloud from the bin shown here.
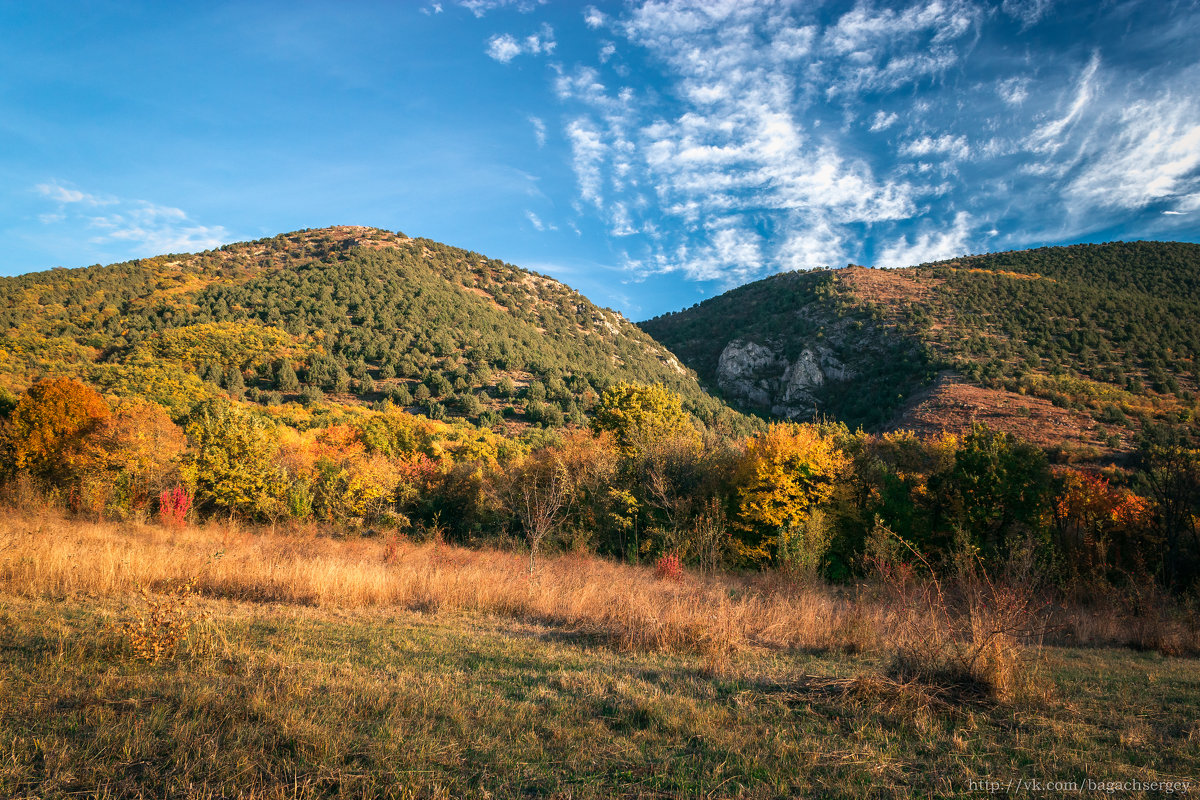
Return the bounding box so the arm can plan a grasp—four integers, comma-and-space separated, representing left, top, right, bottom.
1026, 50, 1101, 155
529, 115, 547, 147
900, 134, 970, 161
35, 181, 115, 207
459, 0, 546, 18
34, 180, 231, 256
498, 0, 1200, 283
877, 211, 974, 268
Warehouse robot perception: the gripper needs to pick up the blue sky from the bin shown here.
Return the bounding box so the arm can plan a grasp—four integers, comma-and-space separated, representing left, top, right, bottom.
3, 0, 1199, 319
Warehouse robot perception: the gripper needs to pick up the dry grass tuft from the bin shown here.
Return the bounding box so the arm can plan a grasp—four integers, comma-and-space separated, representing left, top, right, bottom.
0, 508, 871, 658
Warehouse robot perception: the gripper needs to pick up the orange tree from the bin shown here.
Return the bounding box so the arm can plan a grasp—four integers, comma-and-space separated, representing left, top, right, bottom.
2, 377, 110, 482
78, 398, 186, 515
1051, 467, 1151, 590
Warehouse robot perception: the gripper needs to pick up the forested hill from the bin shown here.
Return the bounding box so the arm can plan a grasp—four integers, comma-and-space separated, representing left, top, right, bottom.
0, 225, 742, 432
641, 241, 1200, 459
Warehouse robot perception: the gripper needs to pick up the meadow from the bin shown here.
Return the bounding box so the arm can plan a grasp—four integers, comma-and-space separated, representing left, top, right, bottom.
2, 510, 1197, 798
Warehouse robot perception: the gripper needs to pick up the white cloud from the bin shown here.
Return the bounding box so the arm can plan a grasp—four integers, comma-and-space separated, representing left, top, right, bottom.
583, 5, 606, 29
900, 134, 970, 161
876, 212, 973, 267
419, 3, 443, 15
35, 181, 113, 206
459, 0, 545, 18
1064, 94, 1200, 212
566, 117, 607, 208
680, 224, 765, 283
529, 115, 546, 147
1176, 193, 1200, 213
997, 76, 1030, 106
486, 34, 522, 63
610, 202, 637, 235
822, 0, 980, 95
551, 0, 930, 281
545, 0, 1196, 285
1027, 51, 1100, 154
1001, 0, 1054, 29
869, 110, 899, 131
485, 23, 555, 63
776, 221, 845, 270
525, 210, 556, 231
35, 181, 231, 255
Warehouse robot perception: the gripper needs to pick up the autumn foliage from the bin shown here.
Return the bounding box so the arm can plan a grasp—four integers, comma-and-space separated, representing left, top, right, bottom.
0, 377, 1195, 593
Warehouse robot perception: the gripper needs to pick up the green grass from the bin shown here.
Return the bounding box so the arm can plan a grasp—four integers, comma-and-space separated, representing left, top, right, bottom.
1, 597, 1197, 799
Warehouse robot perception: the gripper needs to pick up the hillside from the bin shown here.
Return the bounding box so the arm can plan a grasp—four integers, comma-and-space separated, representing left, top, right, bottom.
641, 241, 1200, 459
0, 225, 743, 433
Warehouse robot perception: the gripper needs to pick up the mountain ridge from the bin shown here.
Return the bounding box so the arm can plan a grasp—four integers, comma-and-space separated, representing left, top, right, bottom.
0, 225, 744, 433
641, 240, 1200, 461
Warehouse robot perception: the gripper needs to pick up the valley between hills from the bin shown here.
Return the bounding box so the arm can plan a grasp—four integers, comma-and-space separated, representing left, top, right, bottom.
1, 226, 1198, 799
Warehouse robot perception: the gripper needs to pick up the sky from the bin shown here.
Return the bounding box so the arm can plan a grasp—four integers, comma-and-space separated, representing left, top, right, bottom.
3, 0, 1199, 319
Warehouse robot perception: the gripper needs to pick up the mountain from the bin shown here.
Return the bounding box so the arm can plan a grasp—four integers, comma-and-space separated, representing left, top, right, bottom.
640, 241, 1200, 459
0, 225, 744, 433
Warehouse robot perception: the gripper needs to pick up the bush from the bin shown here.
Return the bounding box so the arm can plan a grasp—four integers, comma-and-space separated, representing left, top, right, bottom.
158, 485, 192, 528
655, 553, 684, 582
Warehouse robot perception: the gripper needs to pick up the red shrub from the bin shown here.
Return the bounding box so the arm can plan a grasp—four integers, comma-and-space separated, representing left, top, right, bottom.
655, 553, 684, 582
158, 486, 192, 528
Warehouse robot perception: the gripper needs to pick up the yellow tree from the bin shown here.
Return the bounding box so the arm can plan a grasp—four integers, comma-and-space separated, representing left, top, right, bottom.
733, 422, 846, 568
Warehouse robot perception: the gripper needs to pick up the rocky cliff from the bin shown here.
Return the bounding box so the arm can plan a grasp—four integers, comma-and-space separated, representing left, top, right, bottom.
716, 339, 854, 419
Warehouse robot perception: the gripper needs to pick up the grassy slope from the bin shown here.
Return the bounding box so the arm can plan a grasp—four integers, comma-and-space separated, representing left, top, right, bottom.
2, 513, 1198, 798
3, 599, 1197, 799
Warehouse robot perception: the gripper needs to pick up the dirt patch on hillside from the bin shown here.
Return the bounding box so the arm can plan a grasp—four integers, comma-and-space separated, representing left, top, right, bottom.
837, 266, 940, 306
891, 377, 1127, 456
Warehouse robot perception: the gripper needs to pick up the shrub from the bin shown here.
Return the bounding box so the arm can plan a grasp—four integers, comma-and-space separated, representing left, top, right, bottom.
655, 553, 684, 582
121, 577, 201, 662
158, 485, 192, 528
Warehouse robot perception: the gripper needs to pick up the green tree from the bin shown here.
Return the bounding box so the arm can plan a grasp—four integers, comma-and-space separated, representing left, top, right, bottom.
275, 360, 300, 392
930, 424, 1051, 561
182, 400, 285, 519
591, 382, 698, 459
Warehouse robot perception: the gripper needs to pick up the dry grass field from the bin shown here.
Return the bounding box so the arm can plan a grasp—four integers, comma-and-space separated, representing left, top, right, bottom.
2, 510, 1198, 798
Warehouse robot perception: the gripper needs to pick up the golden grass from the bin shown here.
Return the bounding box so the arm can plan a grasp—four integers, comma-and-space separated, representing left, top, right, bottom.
0, 509, 875, 658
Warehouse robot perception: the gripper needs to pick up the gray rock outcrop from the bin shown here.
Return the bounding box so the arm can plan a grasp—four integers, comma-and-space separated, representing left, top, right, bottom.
716, 338, 854, 418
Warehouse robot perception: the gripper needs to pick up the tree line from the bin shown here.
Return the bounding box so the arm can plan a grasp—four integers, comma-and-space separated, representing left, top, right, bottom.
4, 377, 1197, 593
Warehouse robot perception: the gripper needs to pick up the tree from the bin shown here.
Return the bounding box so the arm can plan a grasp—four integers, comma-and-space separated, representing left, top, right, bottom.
504, 449, 572, 573
591, 382, 698, 459
2, 377, 110, 481
182, 400, 285, 519
224, 366, 246, 399
1137, 425, 1200, 588
732, 422, 846, 567
83, 399, 186, 513
929, 424, 1051, 562
275, 360, 300, 392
